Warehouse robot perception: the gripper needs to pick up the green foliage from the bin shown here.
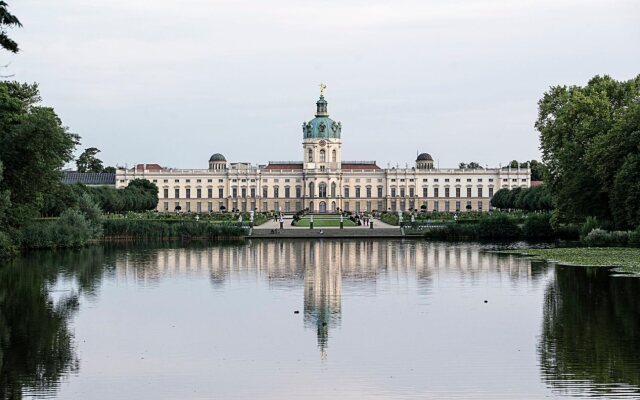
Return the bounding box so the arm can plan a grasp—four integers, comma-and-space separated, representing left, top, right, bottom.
536, 74, 640, 227
580, 216, 600, 238
491, 186, 552, 211
582, 229, 631, 247
0, 230, 17, 258
478, 214, 522, 239
0, 82, 79, 225
102, 219, 246, 240
458, 162, 482, 169
523, 214, 554, 239
76, 147, 104, 173
0, 1, 22, 53
20, 209, 95, 249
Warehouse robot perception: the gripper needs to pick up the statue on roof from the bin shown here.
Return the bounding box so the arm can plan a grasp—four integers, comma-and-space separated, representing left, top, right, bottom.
319, 83, 327, 96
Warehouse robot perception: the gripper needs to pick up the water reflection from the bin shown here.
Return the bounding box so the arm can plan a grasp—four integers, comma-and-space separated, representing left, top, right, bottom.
0, 241, 639, 399
539, 265, 640, 398
0, 248, 109, 399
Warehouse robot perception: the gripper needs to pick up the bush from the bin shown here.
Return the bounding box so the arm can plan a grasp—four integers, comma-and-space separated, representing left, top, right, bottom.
553, 224, 580, 240
523, 214, 554, 239
0, 231, 17, 259
424, 224, 479, 240
629, 227, 640, 247
102, 219, 246, 240
580, 216, 600, 238
582, 229, 630, 247
20, 209, 96, 249
478, 214, 521, 239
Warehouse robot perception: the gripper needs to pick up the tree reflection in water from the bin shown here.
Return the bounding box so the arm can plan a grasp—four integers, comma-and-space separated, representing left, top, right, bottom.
0, 247, 109, 399
539, 265, 640, 397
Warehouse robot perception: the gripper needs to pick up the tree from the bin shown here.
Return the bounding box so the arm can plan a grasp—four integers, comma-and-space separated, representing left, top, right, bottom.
509, 160, 519, 168
0, 1, 21, 53
467, 162, 482, 169
0, 82, 79, 225
536, 74, 640, 226
103, 166, 116, 173
529, 160, 545, 181
458, 162, 467, 169
76, 147, 104, 173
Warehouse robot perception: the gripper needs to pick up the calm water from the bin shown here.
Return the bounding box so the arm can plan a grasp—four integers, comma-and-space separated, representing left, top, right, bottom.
1, 240, 639, 399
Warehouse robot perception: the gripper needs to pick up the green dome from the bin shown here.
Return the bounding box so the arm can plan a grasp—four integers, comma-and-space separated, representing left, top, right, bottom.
302, 95, 341, 139
209, 153, 226, 162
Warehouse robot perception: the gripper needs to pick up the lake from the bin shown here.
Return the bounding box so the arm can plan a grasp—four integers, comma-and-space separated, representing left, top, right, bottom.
1, 240, 639, 399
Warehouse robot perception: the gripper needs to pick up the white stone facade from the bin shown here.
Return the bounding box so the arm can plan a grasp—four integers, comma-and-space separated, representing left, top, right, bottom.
116, 96, 530, 213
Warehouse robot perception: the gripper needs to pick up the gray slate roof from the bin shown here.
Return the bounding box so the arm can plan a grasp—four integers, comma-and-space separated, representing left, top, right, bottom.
62, 171, 116, 186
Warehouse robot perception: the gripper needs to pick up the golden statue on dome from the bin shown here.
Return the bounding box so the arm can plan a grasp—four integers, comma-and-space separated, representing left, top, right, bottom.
319, 83, 327, 96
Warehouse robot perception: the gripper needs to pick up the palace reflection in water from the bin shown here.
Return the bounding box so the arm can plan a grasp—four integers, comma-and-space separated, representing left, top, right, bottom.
1, 240, 639, 399
111, 240, 538, 357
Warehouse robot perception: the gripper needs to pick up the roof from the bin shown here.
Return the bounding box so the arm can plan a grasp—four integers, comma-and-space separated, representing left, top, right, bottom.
209, 153, 226, 162
531, 180, 544, 187
134, 163, 162, 171
264, 162, 303, 170
341, 162, 380, 170
62, 171, 116, 186
416, 153, 433, 161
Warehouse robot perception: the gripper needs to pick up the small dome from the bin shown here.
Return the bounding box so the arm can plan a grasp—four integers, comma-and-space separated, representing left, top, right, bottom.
416, 153, 433, 161
209, 153, 226, 162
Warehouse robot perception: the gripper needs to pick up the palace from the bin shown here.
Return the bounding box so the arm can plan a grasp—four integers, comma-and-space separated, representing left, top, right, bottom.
115, 91, 530, 213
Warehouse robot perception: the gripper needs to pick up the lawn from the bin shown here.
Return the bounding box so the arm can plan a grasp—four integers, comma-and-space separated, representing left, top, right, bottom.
497, 247, 640, 273
294, 217, 356, 227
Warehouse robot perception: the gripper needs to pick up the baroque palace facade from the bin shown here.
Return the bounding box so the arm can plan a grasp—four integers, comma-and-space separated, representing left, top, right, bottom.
115, 91, 530, 214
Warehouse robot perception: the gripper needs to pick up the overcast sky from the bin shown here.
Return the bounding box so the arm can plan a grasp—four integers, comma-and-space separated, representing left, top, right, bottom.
6, 0, 640, 169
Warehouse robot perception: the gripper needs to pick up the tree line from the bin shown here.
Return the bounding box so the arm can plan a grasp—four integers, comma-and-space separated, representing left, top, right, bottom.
536, 74, 640, 229
490, 186, 553, 211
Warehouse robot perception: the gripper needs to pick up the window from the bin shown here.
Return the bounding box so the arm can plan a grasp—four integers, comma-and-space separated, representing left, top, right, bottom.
218, 188, 224, 198
377, 187, 383, 198
344, 187, 350, 198
423, 188, 428, 197
467, 188, 472, 198
445, 201, 450, 212
355, 187, 361, 198
434, 178, 439, 182
391, 188, 396, 197
241, 188, 246, 198
400, 188, 405, 197
456, 187, 461, 197
197, 188, 202, 198
197, 179, 201, 183
207, 179, 212, 183
285, 186, 291, 198
391, 179, 396, 182
489, 187, 494, 197
263, 187, 268, 198
308, 149, 313, 162
197, 202, 202, 212
309, 182, 315, 198
186, 202, 191, 212
208, 202, 212, 212
219, 179, 224, 183
251, 188, 256, 198
208, 188, 212, 198
444, 178, 449, 182
423, 178, 428, 182
296, 187, 301, 198
320, 165, 325, 172
163, 202, 169, 211
478, 200, 483, 210
456, 200, 461, 211
445, 188, 450, 197
332, 149, 337, 162
319, 184, 327, 198
478, 188, 483, 198
232, 188, 237, 198
366, 187, 372, 198
478, 178, 483, 182
319, 149, 326, 162
186, 189, 191, 199
174, 188, 180, 198
186, 179, 191, 183
273, 187, 279, 198
434, 188, 439, 198
409, 187, 414, 197
163, 188, 168, 198
174, 179, 179, 183
331, 183, 336, 198
467, 178, 472, 182
164, 179, 168, 183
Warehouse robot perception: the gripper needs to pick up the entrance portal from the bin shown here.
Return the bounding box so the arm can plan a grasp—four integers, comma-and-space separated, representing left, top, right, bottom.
319, 201, 327, 213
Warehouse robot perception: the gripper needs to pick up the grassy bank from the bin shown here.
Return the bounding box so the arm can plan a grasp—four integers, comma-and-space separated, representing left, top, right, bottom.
497, 247, 640, 273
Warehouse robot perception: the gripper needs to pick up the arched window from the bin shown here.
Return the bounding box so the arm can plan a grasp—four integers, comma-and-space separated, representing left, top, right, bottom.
319, 183, 327, 198
309, 182, 315, 198
308, 149, 313, 162
332, 149, 337, 162
319, 149, 326, 162
331, 182, 336, 198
